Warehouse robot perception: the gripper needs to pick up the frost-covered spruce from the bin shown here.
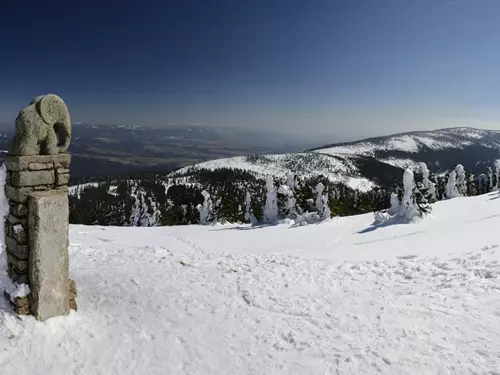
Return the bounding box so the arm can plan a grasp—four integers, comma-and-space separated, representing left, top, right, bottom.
197, 190, 215, 225
396, 168, 431, 220
467, 173, 477, 196
478, 173, 488, 194
263, 175, 278, 224
400, 169, 419, 219
278, 184, 297, 219
130, 190, 160, 227
388, 192, 400, 215
286, 172, 296, 191
244, 191, 258, 225
455, 164, 467, 196
495, 161, 500, 190
419, 162, 437, 202
315, 182, 331, 219
445, 171, 459, 199
487, 166, 494, 192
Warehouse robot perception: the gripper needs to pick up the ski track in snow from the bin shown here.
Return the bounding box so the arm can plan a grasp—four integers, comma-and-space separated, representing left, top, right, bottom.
2, 194, 500, 373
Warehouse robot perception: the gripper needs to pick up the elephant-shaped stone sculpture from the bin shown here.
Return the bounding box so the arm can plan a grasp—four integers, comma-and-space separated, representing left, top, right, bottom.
8, 94, 71, 156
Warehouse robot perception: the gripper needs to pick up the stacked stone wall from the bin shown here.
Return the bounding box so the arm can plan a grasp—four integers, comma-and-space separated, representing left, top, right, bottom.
3, 154, 77, 317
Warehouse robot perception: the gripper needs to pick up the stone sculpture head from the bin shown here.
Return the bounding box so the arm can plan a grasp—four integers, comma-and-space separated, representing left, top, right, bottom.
8, 94, 71, 156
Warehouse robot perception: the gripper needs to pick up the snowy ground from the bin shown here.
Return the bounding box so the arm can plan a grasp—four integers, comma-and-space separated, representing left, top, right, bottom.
2, 193, 500, 374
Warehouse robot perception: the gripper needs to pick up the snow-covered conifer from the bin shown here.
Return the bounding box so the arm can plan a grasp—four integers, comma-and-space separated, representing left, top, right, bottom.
278, 184, 297, 219
315, 182, 331, 219
393, 168, 431, 220
244, 191, 258, 225
487, 166, 494, 191
445, 171, 459, 199
197, 190, 214, 225
495, 161, 500, 189
466, 173, 477, 196
478, 173, 488, 194
419, 162, 436, 202
286, 172, 296, 191
315, 182, 325, 214
388, 192, 400, 215
263, 175, 278, 224
454, 164, 467, 196
400, 169, 419, 219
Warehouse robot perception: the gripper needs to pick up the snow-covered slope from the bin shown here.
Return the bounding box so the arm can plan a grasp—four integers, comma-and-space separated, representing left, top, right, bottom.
174, 152, 376, 191
2, 192, 500, 374
172, 127, 500, 190
311, 127, 498, 156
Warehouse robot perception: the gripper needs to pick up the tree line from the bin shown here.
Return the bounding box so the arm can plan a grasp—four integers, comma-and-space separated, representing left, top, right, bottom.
68, 161, 500, 227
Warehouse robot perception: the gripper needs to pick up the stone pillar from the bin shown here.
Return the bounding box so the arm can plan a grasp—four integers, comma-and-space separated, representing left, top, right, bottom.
3, 154, 77, 319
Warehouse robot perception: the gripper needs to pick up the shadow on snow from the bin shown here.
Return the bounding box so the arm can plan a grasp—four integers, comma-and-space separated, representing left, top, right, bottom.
357, 215, 412, 234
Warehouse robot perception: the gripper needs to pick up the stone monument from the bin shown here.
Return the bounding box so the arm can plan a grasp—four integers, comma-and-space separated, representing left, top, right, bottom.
3, 94, 77, 320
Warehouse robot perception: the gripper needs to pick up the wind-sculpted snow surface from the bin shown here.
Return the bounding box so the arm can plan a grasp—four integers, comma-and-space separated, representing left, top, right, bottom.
1, 193, 500, 373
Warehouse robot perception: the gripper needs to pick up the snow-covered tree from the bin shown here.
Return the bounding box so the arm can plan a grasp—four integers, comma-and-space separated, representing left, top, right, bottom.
286, 172, 296, 191
495, 161, 500, 189
445, 171, 459, 199
144, 196, 161, 226
454, 164, 467, 196
419, 162, 436, 202
400, 169, 419, 219
478, 173, 488, 195
197, 190, 215, 225
388, 192, 400, 215
263, 175, 278, 224
314, 182, 330, 219
467, 173, 477, 196
392, 168, 431, 220
487, 166, 494, 192
244, 191, 258, 225
278, 184, 297, 219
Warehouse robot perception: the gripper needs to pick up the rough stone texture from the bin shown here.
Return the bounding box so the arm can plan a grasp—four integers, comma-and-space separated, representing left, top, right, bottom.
12, 295, 29, 308
10, 203, 28, 217
56, 167, 70, 174
69, 299, 78, 311
14, 305, 30, 315
4, 153, 70, 171
11, 170, 55, 187
56, 173, 70, 186
28, 162, 54, 171
7, 214, 27, 226
11, 269, 29, 284
8, 254, 28, 272
69, 278, 78, 311
5, 185, 33, 203
12, 224, 27, 243
8, 94, 71, 156
4, 141, 73, 318
5, 235, 29, 259
28, 190, 70, 321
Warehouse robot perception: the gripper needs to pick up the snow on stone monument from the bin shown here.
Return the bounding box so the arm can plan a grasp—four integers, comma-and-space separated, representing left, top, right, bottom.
3, 94, 77, 320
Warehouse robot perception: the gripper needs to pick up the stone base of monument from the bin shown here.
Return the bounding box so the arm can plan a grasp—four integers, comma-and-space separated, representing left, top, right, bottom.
3, 154, 77, 320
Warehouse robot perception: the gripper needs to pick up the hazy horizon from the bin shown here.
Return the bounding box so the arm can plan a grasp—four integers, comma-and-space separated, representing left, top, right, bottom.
2, 1, 500, 139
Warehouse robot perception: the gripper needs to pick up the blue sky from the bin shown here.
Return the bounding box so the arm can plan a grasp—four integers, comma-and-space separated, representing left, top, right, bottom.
1, 0, 499, 139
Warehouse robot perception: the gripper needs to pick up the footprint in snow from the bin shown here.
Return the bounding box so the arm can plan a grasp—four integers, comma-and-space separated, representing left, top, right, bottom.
481, 244, 498, 252
397, 255, 418, 260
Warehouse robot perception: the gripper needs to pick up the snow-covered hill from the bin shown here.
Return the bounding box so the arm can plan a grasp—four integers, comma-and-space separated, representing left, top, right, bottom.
2, 191, 500, 374
173, 127, 500, 189
173, 152, 376, 191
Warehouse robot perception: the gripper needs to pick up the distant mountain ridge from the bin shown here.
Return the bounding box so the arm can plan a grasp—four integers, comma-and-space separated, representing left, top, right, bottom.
174, 127, 500, 190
